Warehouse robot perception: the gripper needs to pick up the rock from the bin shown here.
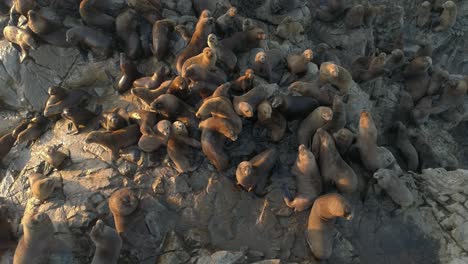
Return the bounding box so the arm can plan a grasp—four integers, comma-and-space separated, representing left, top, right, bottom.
452, 222, 468, 251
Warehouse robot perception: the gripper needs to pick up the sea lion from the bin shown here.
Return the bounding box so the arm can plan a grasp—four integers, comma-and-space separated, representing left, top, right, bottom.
138, 120, 171, 153
284, 144, 322, 212
384, 49, 405, 72
85, 124, 141, 160
117, 53, 142, 94
236, 147, 278, 194
133, 66, 169, 90
183, 64, 227, 85
417, 1, 432, 28
201, 127, 229, 172
15, 115, 48, 145
433, 1, 457, 32
306, 193, 353, 260
61, 106, 96, 135
412, 95, 432, 125
415, 42, 433, 58
207, 34, 237, 71
216, 6, 242, 37
333, 128, 354, 156
44, 86, 68, 112
152, 19, 175, 60
13, 0, 35, 16
257, 100, 286, 142
131, 80, 172, 106
66, 26, 112, 60
176, 10, 214, 73
276, 16, 304, 40
345, 4, 365, 29
374, 169, 414, 207
316, 0, 346, 22
196, 95, 242, 136
127, 0, 161, 24
288, 81, 335, 105
13, 212, 54, 264
100, 108, 129, 131
166, 76, 191, 101
233, 85, 272, 118
3, 26, 38, 63
322, 95, 346, 134
167, 121, 201, 173
79, 0, 115, 31
231, 69, 255, 93
116, 8, 140, 59
430, 77, 467, 115
220, 27, 267, 54
252, 51, 273, 83
130, 110, 158, 136
427, 66, 449, 95
199, 117, 238, 141
312, 43, 341, 67
394, 122, 419, 171
403, 56, 432, 78
27, 9, 61, 35
29, 173, 56, 201
311, 128, 358, 193
297, 106, 333, 147
44, 88, 89, 118
287, 49, 313, 76
151, 94, 197, 126
42, 146, 69, 169
108, 188, 139, 235
319, 62, 353, 95
352, 53, 387, 82
90, 220, 122, 264
181, 47, 217, 76
271, 95, 319, 121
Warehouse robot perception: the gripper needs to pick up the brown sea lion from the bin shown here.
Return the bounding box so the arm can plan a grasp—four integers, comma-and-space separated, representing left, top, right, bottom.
231, 69, 255, 93
66, 26, 112, 60
42, 146, 69, 169
284, 144, 322, 212
433, 1, 457, 32
207, 34, 237, 71
167, 121, 201, 173
44, 88, 89, 118
374, 169, 414, 207
257, 100, 286, 142
220, 27, 266, 54
183, 64, 227, 85
133, 65, 169, 90
312, 128, 358, 193
306, 193, 353, 260
233, 85, 272, 118
297, 106, 333, 147
79, 0, 115, 31
13, 212, 54, 264
61, 106, 97, 135
0, 133, 16, 163
85, 124, 141, 160
403, 56, 432, 78
236, 147, 278, 194
116, 8, 140, 59
417, 1, 432, 28
100, 108, 129, 131
287, 49, 313, 76
127, 0, 161, 24
152, 19, 176, 60
316, 0, 346, 22
3, 26, 38, 63
201, 127, 229, 172
90, 220, 122, 264
44, 86, 68, 112
138, 120, 171, 153
271, 95, 319, 121
130, 110, 158, 136
333, 128, 354, 156
150, 94, 199, 135
117, 53, 142, 94
13, 0, 35, 16
319, 62, 353, 95
27, 9, 62, 35
394, 122, 419, 171
176, 10, 214, 73
131, 80, 172, 106
288, 81, 335, 105
181, 47, 217, 76
29, 173, 56, 201
199, 117, 238, 142
15, 115, 48, 145
108, 188, 139, 235
216, 6, 241, 36
166, 76, 191, 100
322, 95, 346, 134
345, 4, 365, 29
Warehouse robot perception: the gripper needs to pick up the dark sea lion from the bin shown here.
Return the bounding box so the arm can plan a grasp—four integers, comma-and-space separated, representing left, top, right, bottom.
44, 86, 68, 111
90, 220, 122, 264
231, 69, 255, 93
85, 124, 141, 160
288, 81, 335, 105
430, 77, 467, 115
352, 53, 387, 82
271, 95, 319, 121
252, 51, 273, 83
405, 73, 431, 103
312, 128, 358, 193
27, 10, 69, 47
117, 53, 142, 94
236, 147, 278, 195
412, 95, 432, 125
0, 121, 28, 162
13, 0, 35, 16
276, 16, 304, 40
433, 1, 457, 32
79, 0, 115, 31
287, 49, 313, 76
403, 56, 432, 78
66, 26, 113, 60
257, 100, 286, 142
152, 19, 175, 60
312, 43, 341, 67
427, 66, 449, 95
306, 193, 353, 260
216, 6, 241, 36
116, 8, 140, 59
384, 49, 405, 72
166, 76, 191, 101
345, 4, 365, 29
319, 62, 353, 95
3, 25, 38, 63
394, 122, 419, 171
133, 65, 169, 90
175, 24, 192, 44
108, 188, 139, 235
127, 0, 162, 24
44, 88, 89, 118
61, 106, 97, 135
100, 108, 129, 131
284, 144, 322, 212
15, 115, 48, 145
138, 120, 171, 153
297, 106, 333, 147
374, 168, 414, 207
220, 27, 266, 54
201, 127, 229, 172
322, 95, 346, 134
27, 9, 61, 35
167, 121, 201, 173
196, 94, 242, 136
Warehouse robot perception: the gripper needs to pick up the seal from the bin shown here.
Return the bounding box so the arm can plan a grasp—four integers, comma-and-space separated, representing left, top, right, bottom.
150, 94, 199, 135
231, 69, 255, 93
138, 120, 171, 153
79, 0, 115, 31
394, 122, 419, 171
363, 3, 385, 27
311, 128, 358, 193
133, 65, 170, 90
66, 26, 112, 60
29, 173, 56, 201
117, 53, 142, 94
13, 212, 54, 264
322, 95, 346, 134
271, 95, 319, 121
152, 19, 176, 60
3, 25, 38, 63
100, 108, 129, 131
181, 47, 217, 77
15, 115, 48, 145
176, 10, 214, 73
306, 193, 353, 260
183, 64, 227, 86
319, 62, 353, 95
288, 81, 335, 106
116, 8, 140, 59
236, 147, 278, 195
283, 144, 322, 212
332, 128, 354, 156
242, 18, 255, 32
216, 7, 242, 37
207, 34, 237, 71
433, 1, 457, 32
374, 168, 414, 207
85, 124, 141, 160
297, 106, 333, 147
44, 86, 68, 112
233, 85, 272, 118
127, 0, 161, 24
90, 220, 122, 264
42, 145, 69, 169
61, 106, 97, 135
316, 0, 346, 22
201, 127, 229, 172
345, 4, 365, 29
257, 100, 286, 142
417, 1, 432, 28
199, 117, 238, 142
108, 188, 139, 235
166, 77, 190, 102
220, 27, 267, 54
44, 88, 89, 118
167, 121, 201, 173
352, 53, 387, 82
287, 49, 313, 76
405, 72, 431, 103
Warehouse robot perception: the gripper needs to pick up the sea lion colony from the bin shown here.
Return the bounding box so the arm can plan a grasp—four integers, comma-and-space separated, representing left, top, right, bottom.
0, 0, 465, 262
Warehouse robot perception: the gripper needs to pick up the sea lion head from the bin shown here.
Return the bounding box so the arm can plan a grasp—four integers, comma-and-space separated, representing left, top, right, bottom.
333, 128, 354, 143
238, 102, 254, 118
150, 94, 179, 118
390, 49, 404, 60
373, 168, 392, 186
203, 47, 215, 61
298, 144, 314, 161
109, 188, 139, 216
157, 120, 172, 137
303, 49, 313, 61
236, 161, 254, 191
228, 6, 237, 17
320, 107, 333, 122
172, 76, 189, 91
359, 110, 372, 129
207, 34, 218, 48
172, 121, 188, 136
321, 62, 339, 78
255, 51, 267, 64
257, 101, 272, 119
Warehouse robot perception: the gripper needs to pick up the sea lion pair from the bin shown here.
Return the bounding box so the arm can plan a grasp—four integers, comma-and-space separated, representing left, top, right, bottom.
236, 147, 278, 195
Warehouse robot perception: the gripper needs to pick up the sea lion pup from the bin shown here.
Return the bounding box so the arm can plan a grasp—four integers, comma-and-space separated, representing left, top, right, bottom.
427, 66, 449, 95
412, 96, 432, 125
316, 0, 346, 22
319, 62, 353, 95
345, 4, 365, 29
394, 122, 419, 171
312, 128, 358, 193
430, 77, 467, 115
133, 66, 169, 90
231, 69, 255, 93
306, 193, 353, 260
233, 84, 275, 118
323, 95, 346, 134
276, 16, 304, 40
417, 1, 432, 28
433, 1, 457, 32
66, 26, 112, 60
201, 127, 229, 172
44, 88, 89, 118
29, 172, 57, 201
175, 25, 192, 43
374, 169, 414, 207
61, 106, 96, 135
116, 8, 140, 59
384, 49, 405, 72
167, 121, 201, 173
216, 6, 241, 37
181, 47, 217, 76
271, 95, 319, 120
284, 145, 322, 212
297, 107, 333, 147
85, 124, 141, 161
207, 34, 237, 71
288, 81, 336, 106
15, 115, 48, 145
117, 53, 141, 94
100, 108, 129, 131
252, 51, 273, 83
352, 53, 387, 82
42, 145, 69, 169
150, 94, 199, 134
257, 100, 286, 142
138, 120, 171, 153
80, 0, 115, 31
13, 212, 54, 264
90, 220, 122, 264
184, 64, 227, 86
236, 147, 278, 194
176, 10, 215, 73
287, 49, 313, 76
220, 27, 267, 54
333, 128, 354, 156
3, 26, 38, 63
199, 117, 238, 141
152, 19, 176, 60
109, 188, 139, 235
